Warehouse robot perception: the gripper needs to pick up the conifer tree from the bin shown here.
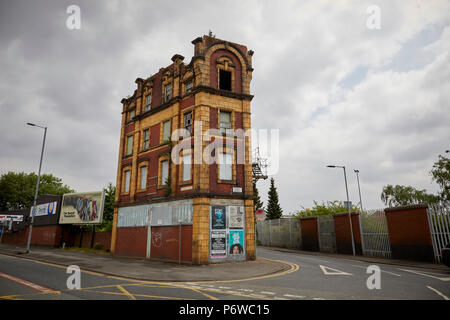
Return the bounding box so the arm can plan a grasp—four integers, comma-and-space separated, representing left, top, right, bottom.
253, 182, 264, 211
266, 178, 283, 219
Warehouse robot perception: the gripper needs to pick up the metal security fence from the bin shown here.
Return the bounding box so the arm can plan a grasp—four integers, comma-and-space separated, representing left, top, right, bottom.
317, 216, 336, 253
256, 218, 301, 249
427, 204, 450, 263
359, 210, 392, 258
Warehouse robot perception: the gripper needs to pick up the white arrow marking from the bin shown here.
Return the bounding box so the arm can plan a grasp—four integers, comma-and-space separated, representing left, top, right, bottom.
319, 265, 353, 275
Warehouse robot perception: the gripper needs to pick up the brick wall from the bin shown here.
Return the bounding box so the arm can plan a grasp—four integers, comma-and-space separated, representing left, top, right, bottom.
385, 204, 434, 262
2, 225, 62, 247
300, 217, 319, 251
115, 227, 147, 258
333, 212, 362, 255
72, 230, 112, 250
150, 225, 192, 263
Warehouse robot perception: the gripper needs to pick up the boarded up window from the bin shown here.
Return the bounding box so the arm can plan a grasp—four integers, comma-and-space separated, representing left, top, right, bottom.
219, 70, 232, 91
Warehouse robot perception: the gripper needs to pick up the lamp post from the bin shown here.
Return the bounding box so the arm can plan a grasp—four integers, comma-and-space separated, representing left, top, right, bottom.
26, 122, 47, 254
354, 170, 363, 214
327, 165, 356, 256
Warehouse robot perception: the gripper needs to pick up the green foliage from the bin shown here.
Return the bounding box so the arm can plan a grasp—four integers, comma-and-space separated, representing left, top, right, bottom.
380, 184, 440, 207
294, 200, 360, 219
253, 182, 264, 211
0, 171, 74, 211
98, 182, 115, 232
93, 242, 103, 250
266, 178, 283, 220
164, 176, 172, 197
430, 154, 450, 203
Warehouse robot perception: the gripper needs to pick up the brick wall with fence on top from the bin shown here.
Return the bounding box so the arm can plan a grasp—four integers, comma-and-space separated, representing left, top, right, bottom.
385, 204, 434, 262
333, 212, 363, 255
300, 217, 319, 251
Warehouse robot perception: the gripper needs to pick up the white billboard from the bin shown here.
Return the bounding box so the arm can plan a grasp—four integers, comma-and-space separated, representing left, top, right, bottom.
59, 191, 105, 225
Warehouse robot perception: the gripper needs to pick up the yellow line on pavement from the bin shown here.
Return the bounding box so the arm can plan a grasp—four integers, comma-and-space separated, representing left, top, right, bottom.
117, 285, 136, 300
180, 258, 299, 284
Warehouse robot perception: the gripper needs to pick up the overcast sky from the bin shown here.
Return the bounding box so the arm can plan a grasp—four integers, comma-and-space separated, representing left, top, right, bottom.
1, 0, 449, 213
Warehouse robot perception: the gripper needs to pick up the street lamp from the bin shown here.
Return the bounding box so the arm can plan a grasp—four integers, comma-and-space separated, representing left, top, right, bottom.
26, 122, 47, 254
326, 165, 356, 256
354, 170, 363, 214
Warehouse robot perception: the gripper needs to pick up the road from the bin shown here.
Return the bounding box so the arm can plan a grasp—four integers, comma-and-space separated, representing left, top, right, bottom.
1, 248, 449, 300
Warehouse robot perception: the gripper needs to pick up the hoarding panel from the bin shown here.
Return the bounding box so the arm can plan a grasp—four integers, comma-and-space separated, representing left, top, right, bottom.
228, 230, 245, 255
59, 191, 105, 224
211, 205, 226, 229
229, 206, 244, 228
30, 201, 58, 217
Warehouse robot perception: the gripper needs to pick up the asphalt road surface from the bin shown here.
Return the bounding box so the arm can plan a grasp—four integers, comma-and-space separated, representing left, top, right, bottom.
1, 248, 449, 300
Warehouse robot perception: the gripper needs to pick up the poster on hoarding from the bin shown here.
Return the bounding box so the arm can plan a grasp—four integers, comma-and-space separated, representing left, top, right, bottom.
59, 191, 105, 224
0, 215, 23, 222
210, 230, 227, 258
211, 206, 226, 229
228, 230, 245, 255
30, 201, 58, 217
228, 206, 244, 228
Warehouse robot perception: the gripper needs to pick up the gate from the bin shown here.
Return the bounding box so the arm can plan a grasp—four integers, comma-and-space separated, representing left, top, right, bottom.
427, 204, 450, 263
359, 210, 392, 258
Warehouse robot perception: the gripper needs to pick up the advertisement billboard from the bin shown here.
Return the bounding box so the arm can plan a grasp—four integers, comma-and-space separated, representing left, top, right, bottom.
59, 191, 105, 224
228, 206, 244, 228
210, 230, 227, 258
211, 206, 226, 229
0, 215, 23, 222
30, 201, 58, 217
228, 230, 245, 255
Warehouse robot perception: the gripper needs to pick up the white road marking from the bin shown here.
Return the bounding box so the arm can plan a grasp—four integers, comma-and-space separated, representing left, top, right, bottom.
313, 297, 326, 300
237, 289, 254, 292
398, 268, 450, 281
218, 286, 231, 289
283, 294, 305, 299
260, 291, 276, 295
0, 272, 55, 293
426, 286, 449, 300
350, 265, 401, 277
319, 265, 352, 275
249, 293, 266, 298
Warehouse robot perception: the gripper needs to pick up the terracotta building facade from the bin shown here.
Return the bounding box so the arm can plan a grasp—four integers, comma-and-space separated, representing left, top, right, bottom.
111, 35, 255, 264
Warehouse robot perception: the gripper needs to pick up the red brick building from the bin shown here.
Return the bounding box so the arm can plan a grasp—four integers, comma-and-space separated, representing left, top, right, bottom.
111, 35, 255, 264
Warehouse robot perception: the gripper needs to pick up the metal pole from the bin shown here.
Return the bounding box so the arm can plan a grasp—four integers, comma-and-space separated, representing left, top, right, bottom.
355, 170, 365, 255
355, 170, 364, 213
26, 126, 47, 254
342, 167, 356, 256
178, 220, 182, 265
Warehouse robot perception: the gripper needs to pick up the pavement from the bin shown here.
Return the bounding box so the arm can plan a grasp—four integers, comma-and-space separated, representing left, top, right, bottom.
0, 244, 290, 282
0, 244, 447, 283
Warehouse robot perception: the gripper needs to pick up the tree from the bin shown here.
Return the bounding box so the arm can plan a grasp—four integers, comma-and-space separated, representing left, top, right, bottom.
380, 184, 439, 207
98, 182, 115, 232
430, 154, 450, 203
294, 200, 360, 218
266, 178, 283, 219
0, 171, 74, 211
253, 182, 264, 211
